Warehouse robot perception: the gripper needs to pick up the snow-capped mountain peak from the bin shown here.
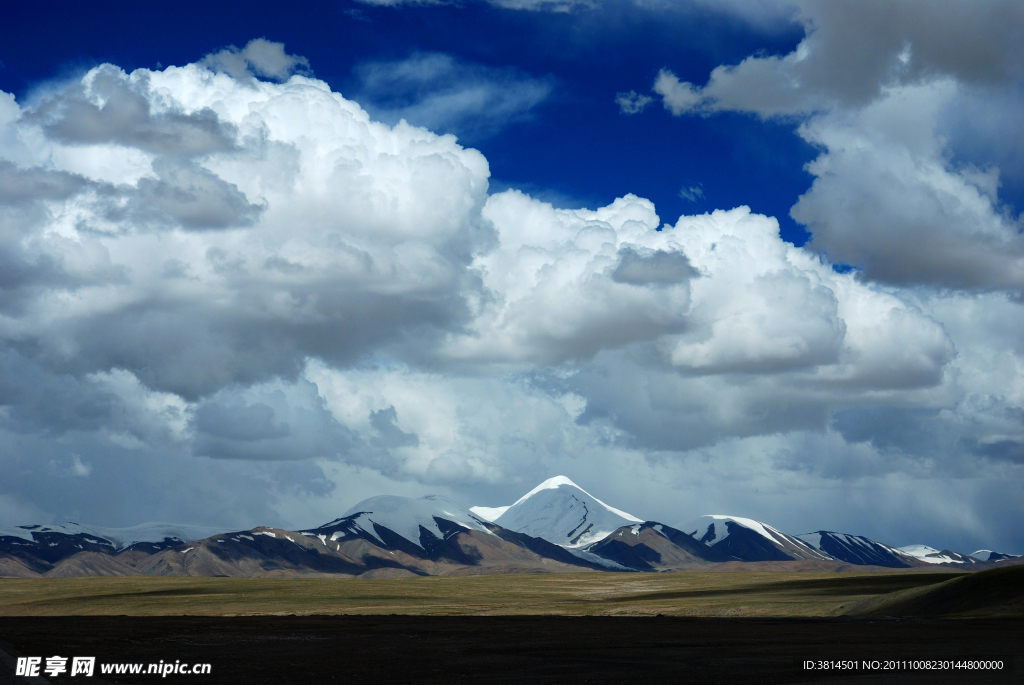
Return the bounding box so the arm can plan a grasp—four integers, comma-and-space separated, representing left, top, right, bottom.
468, 506, 510, 522
971, 549, 1020, 562
316, 494, 492, 550
509, 476, 641, 521
898, 544, 980, 564
683, 515, 783, 547
677, 515, 832, 562
900, 544, 940, 557
490, 476, 642, 548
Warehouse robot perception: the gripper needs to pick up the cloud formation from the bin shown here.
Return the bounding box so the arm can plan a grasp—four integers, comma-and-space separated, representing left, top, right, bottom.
653, 0, 1024, 117
201, 38, 310, 82
615, 90, 653, 114
1, 37, 1022, 553
647, 0, 1024, 290
1, 46, 491, 402
350, 52, 554, 141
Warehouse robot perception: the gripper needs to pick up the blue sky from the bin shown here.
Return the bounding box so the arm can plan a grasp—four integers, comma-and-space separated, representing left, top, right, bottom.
1, 1, 817, 243
1, 0, 1023, 555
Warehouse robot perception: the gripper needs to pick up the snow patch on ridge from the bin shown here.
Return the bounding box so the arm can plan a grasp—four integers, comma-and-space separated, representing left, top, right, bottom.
898, 544, 974, 564
0, 522, 223, 549
971, 550, 1019, 561
565, 546, 632, 571
469, 505, 510, 522
899, 544, 941, 557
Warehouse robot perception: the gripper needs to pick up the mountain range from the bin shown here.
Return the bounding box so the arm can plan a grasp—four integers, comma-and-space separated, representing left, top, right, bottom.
1, 476, 1018, 578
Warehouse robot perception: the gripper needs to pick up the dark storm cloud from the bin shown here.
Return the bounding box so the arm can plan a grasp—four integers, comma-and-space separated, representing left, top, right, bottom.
831, 406, 944, 454
194, 401, 290, 442
124, 160, 264, 230
571, 354, 832, 452
201, 38, 310, 83
0, 429, 304, 529
191, 380, 354, 461
370, 406, 420, 449
0, 161, 87, 206
271, 461, 336, 498
0, 349, 117, 435
17, 284, 470, 402
0, 215, 129, 327
974, 439, 1024, 464
15, 64, 262, 232
611, 247, 699, 287
788, 0, 1024, 100
0, 164, 98, 310
655, 0, 1024, 117
939, 85, 1024, 195
2, 160, 260, 238
0, 227, 88, 313
30, 66, 238, 158
0, 349, 189, 455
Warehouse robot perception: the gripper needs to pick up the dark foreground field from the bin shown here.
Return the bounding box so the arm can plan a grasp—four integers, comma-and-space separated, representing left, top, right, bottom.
0, 615, 1020, 685
1, 567, 1020, 683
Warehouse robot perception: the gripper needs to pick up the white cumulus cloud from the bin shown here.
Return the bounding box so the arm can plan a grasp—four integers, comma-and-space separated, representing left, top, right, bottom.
645, 0, 1024, 291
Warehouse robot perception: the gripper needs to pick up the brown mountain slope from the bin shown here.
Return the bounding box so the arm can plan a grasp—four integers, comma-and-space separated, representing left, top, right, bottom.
849, 563, 1024, 617
134, 527, 602, 579
585, 523, 735, 570
137, 529, 366, 578
0, 554, 46, 577
44, 552, 140, 578
430, 529, 601, 575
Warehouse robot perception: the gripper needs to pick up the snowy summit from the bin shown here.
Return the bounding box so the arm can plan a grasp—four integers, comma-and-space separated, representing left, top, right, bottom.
898, 545, 980, 565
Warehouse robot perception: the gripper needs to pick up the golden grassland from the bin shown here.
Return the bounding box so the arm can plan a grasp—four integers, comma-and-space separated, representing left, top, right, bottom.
0, 569, 968, 618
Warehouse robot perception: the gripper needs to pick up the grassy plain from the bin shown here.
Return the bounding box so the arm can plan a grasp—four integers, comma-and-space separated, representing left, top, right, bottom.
0, 569, 968, 618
